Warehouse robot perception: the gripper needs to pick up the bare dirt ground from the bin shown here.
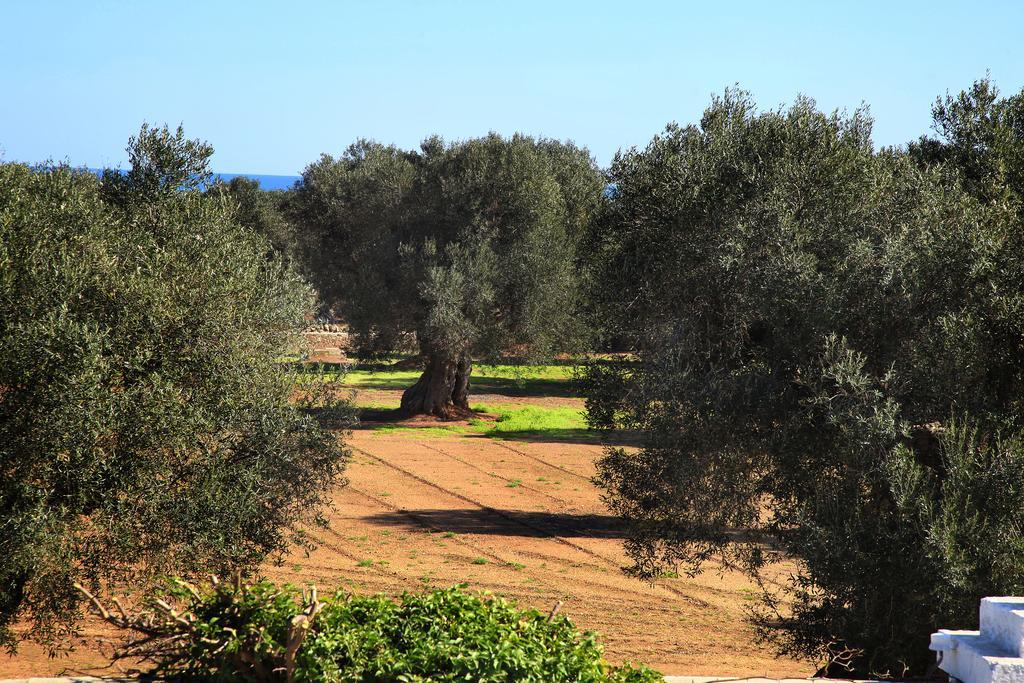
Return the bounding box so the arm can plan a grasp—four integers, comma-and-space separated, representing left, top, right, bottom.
0, 382, 812, 679
261, 427, 811, 677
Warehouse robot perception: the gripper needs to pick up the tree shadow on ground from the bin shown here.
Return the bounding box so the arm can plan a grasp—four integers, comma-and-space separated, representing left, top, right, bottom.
288, 360, 348, 373
472, 376, 579, 398
357, 407, 409, 423
472, 429, 642, 446
362, 508, 630, 539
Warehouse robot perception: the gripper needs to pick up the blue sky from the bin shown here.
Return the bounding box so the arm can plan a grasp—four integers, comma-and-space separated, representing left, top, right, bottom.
2, 1, 1022, 175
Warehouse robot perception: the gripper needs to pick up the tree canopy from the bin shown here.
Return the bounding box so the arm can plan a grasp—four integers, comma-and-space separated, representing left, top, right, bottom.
289, 133, 604, 417
584, 87, 1024, 676
0, 125, 350, 649
910, 76, 1024, 213
206, 175, 299, 259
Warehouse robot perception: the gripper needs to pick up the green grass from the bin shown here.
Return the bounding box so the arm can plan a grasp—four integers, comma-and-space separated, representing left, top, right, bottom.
343, 367, 425, 389
470, 404, 591, 441
364, 403, 595, 442
472, 403, 583, 428
370, 424, 472, 438
475, 363, 577, 381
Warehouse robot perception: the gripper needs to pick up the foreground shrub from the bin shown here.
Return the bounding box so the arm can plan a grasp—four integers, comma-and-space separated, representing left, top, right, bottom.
80, 577, 660, 682
0, 125, 351, 650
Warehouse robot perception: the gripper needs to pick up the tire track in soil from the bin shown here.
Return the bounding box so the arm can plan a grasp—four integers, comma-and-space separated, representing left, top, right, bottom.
397, 442, 716, 607
419, 441, 653, 562
489, 439, 595, 483
352, 444, 621, 567
342, 470, 598, 605
350, 444, 710, 608
344, 484, 517, 568
413, 441, 649, 572
338, 483, 607, 605
285, 526, 420, 589
418, 442, 578, 507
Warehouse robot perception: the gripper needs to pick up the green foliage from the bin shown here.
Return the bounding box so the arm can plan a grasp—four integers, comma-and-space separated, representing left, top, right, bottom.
290, 141, 419, 354
585, 87, 1024, 675
910, 76, 1024, 213
207, 176, 299, 259
87, 577, 660, 682
288, 134, 604, 414
100, 123, 214, 205
0, 125, 351, 650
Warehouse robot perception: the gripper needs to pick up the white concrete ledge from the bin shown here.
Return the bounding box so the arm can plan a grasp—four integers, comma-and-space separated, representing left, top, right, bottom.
931, 597, 1024, 683
662, 679, 880, 683
982, 598, 1024, 658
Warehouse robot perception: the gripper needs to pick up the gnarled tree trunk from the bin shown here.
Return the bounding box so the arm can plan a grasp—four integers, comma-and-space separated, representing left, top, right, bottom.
400, 353, 472, 418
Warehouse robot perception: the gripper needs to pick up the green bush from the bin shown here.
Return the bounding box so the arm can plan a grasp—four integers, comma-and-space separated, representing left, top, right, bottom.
0, 125, 351, 650
83, 578, 660, 682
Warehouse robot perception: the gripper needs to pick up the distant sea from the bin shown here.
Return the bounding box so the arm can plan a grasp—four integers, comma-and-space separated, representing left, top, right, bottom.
87, 168, 301, 191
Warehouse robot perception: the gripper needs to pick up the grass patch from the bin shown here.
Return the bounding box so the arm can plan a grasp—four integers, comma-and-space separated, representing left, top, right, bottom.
363, 403, 599, 442
471, 404, 594, 442
344, 367, 423, 389
369, 424, 471, 438
320, 358, 611, 443
472, 404, 583, 430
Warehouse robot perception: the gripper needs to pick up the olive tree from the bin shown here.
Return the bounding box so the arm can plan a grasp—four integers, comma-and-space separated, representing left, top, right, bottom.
206, 176, 299, 259
0, 125, 350, 650
911, 76, 1024, 211
100, 123, 213, 204
584, 90, 1024, 676
290, 134, 603, 417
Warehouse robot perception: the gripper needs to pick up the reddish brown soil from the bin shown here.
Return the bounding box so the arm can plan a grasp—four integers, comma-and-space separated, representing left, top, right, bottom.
0, 625, 126, 678
0, 387, 812, 678
263, 431, 811, 676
